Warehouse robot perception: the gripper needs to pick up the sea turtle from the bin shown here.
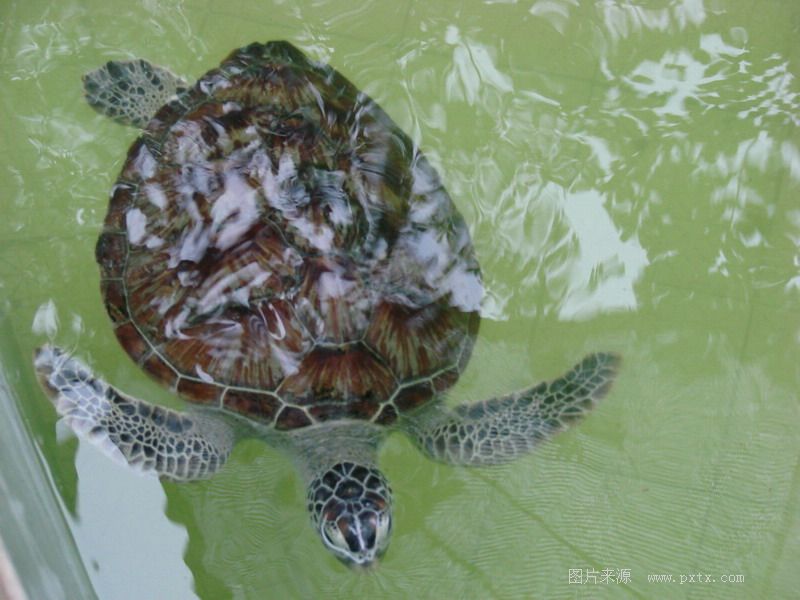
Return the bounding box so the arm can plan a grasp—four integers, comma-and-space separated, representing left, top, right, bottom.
34, 41, 620, 567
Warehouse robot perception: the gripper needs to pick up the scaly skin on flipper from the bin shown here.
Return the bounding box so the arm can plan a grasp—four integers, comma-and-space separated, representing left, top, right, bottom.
34, 345, 234, 482
83, 59, 188, 128
406, 353, 620, 466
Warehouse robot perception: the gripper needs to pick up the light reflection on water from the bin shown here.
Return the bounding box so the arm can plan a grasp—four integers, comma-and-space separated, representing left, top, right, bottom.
1, 0, 799, 598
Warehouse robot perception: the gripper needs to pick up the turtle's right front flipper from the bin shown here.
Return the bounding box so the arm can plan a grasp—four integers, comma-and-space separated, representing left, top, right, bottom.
34, 345, 233, 482
406, 352, 620, 466
83, 59, 188, 128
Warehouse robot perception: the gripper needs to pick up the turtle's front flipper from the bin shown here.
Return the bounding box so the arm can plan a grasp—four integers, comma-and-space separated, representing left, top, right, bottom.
34, 345, 233, 482
83, 59, 188, 128
406, 353, 620, 466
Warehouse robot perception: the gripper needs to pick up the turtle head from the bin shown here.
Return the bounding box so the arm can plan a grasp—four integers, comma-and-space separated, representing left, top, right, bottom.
307, 462, 392, 567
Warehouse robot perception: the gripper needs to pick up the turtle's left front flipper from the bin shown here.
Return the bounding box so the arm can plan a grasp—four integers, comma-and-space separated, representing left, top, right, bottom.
83, 59, 188, 128
34, 345, 234, 482
406, 352, 620, 466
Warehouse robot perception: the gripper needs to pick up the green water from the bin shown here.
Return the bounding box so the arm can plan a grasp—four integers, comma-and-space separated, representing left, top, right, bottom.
1, 0, 798, 598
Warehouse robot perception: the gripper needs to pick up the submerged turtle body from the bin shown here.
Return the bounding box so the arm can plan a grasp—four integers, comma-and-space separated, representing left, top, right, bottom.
35, 41, 620, 568
97, 42, 481, 430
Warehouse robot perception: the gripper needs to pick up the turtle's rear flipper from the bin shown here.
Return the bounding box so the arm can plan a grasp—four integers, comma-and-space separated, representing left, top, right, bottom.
406, 352, 620, 466
33, 345, 233, 482
82, 59, 188, 128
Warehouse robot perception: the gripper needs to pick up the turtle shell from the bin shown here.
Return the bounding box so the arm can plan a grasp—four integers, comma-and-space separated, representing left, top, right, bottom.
96, 41, 482, 430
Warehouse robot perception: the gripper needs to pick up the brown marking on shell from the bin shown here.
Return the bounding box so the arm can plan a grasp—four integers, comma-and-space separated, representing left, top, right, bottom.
176, 377, 221, 405
123, 251, 183, 341
96, 233, 128, 279
100, 279, 129, 325
160, 102, 248, 163
113, 322, 149, 363
280, 345, 395, 408
295, 256, 371, 343
205, 44, 334, 116
431, 367, 460, 392
353, 122, 415, 205
307, 398, 378, 422
276, 405, 312, 430
176, 225, 302, 308
140, 352, 178, 388
310, 171, 367, 252
159, 298, 308, 390
365, 299, 477, 381
393, 381, 434, 412
148, 98, 192, 138
224, 388, 281, 423
374, 404, 398, 425
119, 138, 149, 181
104, 184, 135, 231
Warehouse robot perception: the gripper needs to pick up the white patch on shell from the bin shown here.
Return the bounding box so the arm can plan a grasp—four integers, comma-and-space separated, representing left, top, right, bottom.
259, 302, 287, 340
143, 184, 168, 210
294, 297, 325, 338
410, 153, 441, 195
261, 152, 305, 212
270, 341, 300, 377
306, 82, 327, 117
195, 364, 215, 383
317, 269, 355, 300
125, 208, 148, 245
294, 217, 334, 252
176, 220, 211, 265
277, 152, 297, 182
205, 117, 231, 148
327, 194, 352, 225
258, 152, 336, 251
372, 237, 388, 260
151, 293, 177, 316
383, 224, 483, 311
211, 172, 260, 251
315, 169, 351, 225
177, 270, 198, 287
441, 265, 483, 312
132, 145, 157, 179
165, 307, 192, 339
170, 120, 214, 164
145, 235, 164, 249
178, 164, 215, 197
409, 229, 449, 277
409, 195, 442, 224
195, 262, 270, 316
199, 74, 231, 95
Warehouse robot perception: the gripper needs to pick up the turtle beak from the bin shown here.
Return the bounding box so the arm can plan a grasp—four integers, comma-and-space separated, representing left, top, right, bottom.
340, 552, 380, 570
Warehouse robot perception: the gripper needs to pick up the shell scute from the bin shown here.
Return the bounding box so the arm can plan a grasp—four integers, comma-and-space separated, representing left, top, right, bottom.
96, 233, 128, 279
176, 376, 222, 405
224, 389, 281, 422
276, 406, 312, 430
113, 322, 149, 364
279, 345, 396, 407
393, 382, 434, 412
140, 352, 178, 388
100, 279, 129, 325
